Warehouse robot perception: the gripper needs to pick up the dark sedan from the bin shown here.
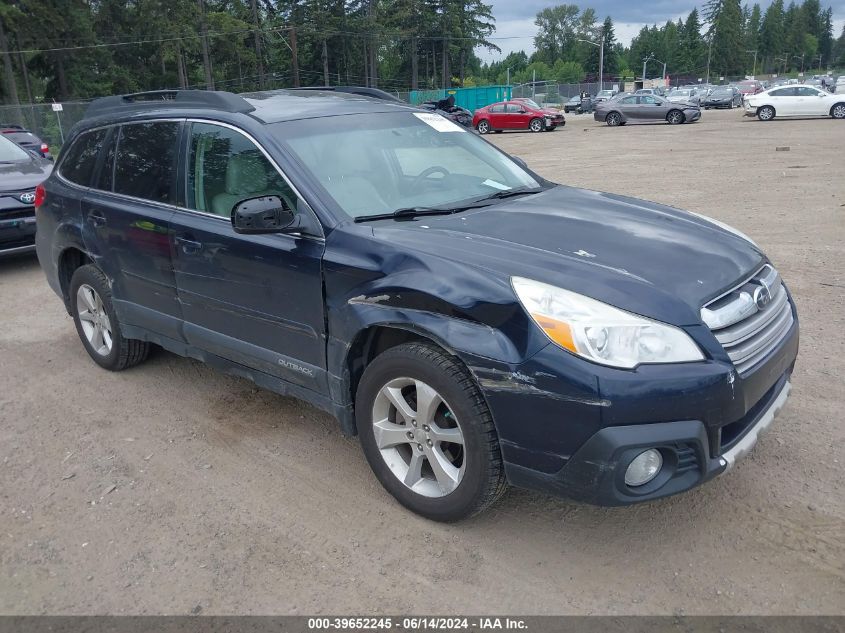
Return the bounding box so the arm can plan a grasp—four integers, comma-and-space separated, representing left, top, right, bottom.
0, 134, 52, 256
594, 94, 701, 126
1, 124, 53, 160
704, 87, 742, 109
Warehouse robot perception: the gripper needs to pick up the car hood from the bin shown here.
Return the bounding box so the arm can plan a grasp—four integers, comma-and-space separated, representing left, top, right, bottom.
370, 186, 763, 325
0, 156, 52, 191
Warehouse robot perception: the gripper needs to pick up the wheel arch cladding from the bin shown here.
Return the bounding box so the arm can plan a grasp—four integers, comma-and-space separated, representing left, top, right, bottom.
58, 247, 93, 311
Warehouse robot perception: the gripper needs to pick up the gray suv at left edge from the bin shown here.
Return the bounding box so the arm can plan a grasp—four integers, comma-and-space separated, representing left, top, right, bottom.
0, 134, 52, 256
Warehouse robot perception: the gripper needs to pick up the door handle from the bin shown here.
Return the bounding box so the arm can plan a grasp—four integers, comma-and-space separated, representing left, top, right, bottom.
86, 210, 106, 227
174, 236, 203, 254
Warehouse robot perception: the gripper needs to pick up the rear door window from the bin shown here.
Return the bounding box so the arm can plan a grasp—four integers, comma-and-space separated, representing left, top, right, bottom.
113, 122, 180, 204
59, 129, 108, 187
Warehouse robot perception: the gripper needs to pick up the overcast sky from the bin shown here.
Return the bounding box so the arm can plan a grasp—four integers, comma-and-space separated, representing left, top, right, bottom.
478, 0, 845, 63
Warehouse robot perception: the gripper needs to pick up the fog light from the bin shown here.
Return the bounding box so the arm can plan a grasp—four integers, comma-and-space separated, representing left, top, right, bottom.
625, 449, 663, 487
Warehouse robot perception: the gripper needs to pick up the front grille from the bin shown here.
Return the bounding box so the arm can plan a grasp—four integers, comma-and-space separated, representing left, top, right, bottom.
701, 264, 794, 375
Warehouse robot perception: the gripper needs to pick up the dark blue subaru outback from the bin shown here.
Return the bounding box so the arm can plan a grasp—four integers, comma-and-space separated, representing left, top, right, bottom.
36, 89, 798, 521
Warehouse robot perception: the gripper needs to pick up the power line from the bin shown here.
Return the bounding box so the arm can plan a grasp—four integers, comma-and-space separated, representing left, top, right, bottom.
6, 24, 535, 56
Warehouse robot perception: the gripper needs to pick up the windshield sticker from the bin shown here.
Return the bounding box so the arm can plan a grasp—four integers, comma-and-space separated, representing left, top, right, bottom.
413, 112, 466, 132
482, 179, 511, 190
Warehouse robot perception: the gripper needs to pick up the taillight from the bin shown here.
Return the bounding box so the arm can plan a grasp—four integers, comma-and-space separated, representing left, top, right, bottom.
40, 143, 49, 154
34, 183, 46, 208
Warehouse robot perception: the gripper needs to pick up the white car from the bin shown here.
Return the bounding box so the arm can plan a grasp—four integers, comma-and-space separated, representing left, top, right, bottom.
744, 85, 845, 121
667, 89, 701, 105
836, 77, 845, 95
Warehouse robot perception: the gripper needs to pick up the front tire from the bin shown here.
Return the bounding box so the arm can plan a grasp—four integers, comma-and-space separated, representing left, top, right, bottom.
667, 109, 685, 125
69, 265, 150, 371
476, 120, 490, 134
831, 103, 845, 119
758, 105, 775, 121
529, 118, 543, 132
356, 342, 507, 522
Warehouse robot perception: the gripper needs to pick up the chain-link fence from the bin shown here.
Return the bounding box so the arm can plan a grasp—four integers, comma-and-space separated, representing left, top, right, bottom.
0, 101, 91, 152
511, 81, 622, 107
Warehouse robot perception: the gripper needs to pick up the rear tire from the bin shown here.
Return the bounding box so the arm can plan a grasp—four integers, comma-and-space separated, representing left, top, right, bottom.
529, 118, 543, 132
356, 342, 507, 522
69, 265, 150, 371
606, 112, 622, 127
831, 103, 845, 119
476, 120, 490, 134
757, 105, 775, 121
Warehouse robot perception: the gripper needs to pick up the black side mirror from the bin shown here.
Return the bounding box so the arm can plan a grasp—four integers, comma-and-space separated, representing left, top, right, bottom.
231, 196, 296, 234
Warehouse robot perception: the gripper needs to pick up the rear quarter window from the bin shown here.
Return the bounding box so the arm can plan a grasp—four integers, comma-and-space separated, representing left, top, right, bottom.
113, 122, 180, 203
59, 129, 108, 187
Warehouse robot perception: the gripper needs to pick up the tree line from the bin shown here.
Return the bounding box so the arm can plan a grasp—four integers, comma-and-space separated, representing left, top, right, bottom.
481, 0, 845, 88
0, 0, 498, 106
2, 0, 845, 110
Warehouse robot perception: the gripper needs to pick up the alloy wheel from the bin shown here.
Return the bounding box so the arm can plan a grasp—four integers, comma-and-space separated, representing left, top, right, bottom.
477, 121, 489, 134
668, 111, 684, 124
607, 113, 621, 126
529, 119, 543, 132
371, 377, 465, 498
832, 104, 845, 119
76, 284, 113, 356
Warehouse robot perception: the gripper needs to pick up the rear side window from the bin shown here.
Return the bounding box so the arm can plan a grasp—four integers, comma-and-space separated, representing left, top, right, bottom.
60, 129, 107, 186
490, 104, 505, 113
770, 88, 796, 97
113, 122, 179, 203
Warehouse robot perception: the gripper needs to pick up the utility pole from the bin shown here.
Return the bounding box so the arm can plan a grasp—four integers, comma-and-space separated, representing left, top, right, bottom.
249, 0, 265, 89
706, 33, 713, 84
746, 50, 758, 77
642, 53, 654, 87
290, 26, 300, 87
577, 34, 605, 90
197, 0, 214, 90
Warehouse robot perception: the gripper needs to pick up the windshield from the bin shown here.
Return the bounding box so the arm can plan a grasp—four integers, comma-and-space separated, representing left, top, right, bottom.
712, 89, 732, 96
270, 112, 541, 220
518, 99, 541, 108
0, 135, 30, 162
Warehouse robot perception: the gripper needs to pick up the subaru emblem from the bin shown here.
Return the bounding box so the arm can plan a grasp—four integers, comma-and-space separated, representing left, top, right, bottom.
753, 284, 772, 310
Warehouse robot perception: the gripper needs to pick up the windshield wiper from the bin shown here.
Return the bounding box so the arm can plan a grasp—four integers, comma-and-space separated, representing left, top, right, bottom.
475, 186, 545, 202
354, 206, 458, 223
354, 187, 546, 223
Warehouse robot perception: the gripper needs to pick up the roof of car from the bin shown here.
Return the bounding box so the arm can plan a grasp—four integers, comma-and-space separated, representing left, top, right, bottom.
83, 88, 415, 126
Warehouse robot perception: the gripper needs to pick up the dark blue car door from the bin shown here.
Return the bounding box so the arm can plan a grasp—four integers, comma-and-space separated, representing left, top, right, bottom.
169, 121, 327, 392
81, 122, 182, 340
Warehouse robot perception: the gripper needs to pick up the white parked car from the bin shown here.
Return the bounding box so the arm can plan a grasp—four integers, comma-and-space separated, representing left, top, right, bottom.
836, 77, 845, 95
744, 85, 845, 121
667, 88, 701, 105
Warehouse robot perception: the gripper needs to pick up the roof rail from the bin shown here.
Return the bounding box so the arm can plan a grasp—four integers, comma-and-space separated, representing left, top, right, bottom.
85, 90, 255, 119
289, 86, 403, 103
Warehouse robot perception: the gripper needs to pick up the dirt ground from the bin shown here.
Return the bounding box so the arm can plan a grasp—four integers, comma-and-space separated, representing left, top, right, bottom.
1, 108, 844, 615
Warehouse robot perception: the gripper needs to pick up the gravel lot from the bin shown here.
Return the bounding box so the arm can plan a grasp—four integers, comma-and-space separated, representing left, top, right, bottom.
1, 108, 844, 615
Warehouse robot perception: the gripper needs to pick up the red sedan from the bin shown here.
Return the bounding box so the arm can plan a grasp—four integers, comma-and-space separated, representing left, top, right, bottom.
472, 99, 565, 134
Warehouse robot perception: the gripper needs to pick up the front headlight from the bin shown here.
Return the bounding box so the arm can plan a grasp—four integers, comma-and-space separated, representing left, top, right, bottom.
511, 277, 704, 369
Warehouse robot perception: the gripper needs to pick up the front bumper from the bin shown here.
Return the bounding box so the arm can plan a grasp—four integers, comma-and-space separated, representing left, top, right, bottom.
0, 206, 37, 255
505, 371, 793, 506
476, 298, 799, 506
